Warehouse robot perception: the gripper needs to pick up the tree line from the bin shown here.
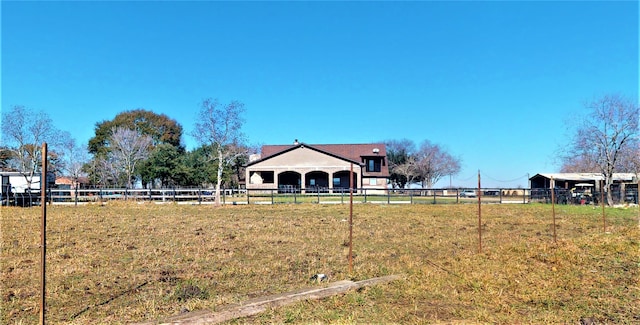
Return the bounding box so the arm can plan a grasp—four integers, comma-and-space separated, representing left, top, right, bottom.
1, 93, 638, 206
1, 99, 248, 206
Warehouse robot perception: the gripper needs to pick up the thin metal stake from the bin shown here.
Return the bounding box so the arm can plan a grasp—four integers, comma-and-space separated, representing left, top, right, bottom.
551, 177, 557, 244
40, 143, 48, 324
349, 163, 354, 274
477, 170, 482, 253
601, 180, 606, 232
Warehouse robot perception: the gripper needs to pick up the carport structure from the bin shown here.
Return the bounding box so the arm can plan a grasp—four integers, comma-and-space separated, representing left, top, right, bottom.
529, 172, 638, 204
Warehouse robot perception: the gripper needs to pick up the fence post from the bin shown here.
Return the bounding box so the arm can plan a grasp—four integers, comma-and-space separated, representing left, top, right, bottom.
387, 189, 390, 204
551, 177, 557, 244
601, 180, 606, 233
271, 189, 274, 205
317, 189, 320, 204
222, 187, 226, 205
40, 143, 47, 325
477, 170, 482, 253
523, 189, 526, 204
410, 189, 413, 204
349, 163, 354, 274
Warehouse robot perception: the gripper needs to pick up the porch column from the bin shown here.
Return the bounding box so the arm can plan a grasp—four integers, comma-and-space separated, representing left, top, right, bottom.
328, 171, 334, 194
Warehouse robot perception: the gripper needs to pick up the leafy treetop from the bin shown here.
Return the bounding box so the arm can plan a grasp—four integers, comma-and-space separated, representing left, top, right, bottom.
88, 109, 183, 156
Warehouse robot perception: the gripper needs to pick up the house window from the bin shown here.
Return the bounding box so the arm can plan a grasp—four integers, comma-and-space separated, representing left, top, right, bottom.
260, 171, 274, 183
367, 159, 381, 172
333, 177, 341, 187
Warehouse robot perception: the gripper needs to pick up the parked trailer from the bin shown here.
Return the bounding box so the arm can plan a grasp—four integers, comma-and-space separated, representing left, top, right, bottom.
1, 171, 55, 206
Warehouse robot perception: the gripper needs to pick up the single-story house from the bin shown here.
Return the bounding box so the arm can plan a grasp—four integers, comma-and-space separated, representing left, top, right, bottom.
244, 141, 389, 194
55, 176, 90, 189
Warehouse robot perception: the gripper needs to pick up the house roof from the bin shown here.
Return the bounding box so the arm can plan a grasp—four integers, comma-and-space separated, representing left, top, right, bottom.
530, 173, 636, 182
55, 176, 90, 185
261, 143, 387, 163
247, 142, 389, 177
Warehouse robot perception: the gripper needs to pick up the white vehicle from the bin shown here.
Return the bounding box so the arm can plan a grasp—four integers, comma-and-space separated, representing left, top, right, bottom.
459, 189, 477, 198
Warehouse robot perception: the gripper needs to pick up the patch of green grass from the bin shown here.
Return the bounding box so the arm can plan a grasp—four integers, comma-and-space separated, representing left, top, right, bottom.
1, 202, 639, 324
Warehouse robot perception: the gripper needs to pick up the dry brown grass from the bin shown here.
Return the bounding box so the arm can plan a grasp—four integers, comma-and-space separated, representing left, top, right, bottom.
1, 202, 639, 324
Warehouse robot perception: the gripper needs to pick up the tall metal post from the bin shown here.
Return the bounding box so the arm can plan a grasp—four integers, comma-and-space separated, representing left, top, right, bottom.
551, 177, 557, 244
40, 143, 48, 324
349, 163, 353, 274
477, 170, 482, 253
601, 180, 606, 232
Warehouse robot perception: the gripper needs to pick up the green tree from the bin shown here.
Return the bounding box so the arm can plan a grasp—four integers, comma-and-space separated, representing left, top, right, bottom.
139, 144, 187, 188
88, 109, 183, 157
178, 145, 215, 187
0, 147, 14, 170
384, 139, 416, 189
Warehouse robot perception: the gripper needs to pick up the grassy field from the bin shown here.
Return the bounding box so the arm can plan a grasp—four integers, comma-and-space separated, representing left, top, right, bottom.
1, 202, 638, 324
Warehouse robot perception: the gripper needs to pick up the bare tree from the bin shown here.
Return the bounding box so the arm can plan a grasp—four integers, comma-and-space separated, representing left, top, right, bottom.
563, 94, 639, 205
384, 139, 416, 188
1, 105, 60, 189
559, 153, 600, 173
59, 131, 90, 188
109, 127, 152, 188
93, 156, 119, 187
193, 98, 246, 206
616, 139, 640, 174
393, 158, 419, 189
414, 140, 462, 189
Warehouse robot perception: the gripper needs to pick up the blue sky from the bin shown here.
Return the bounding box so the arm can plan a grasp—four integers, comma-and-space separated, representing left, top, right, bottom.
2, 1, 638, 188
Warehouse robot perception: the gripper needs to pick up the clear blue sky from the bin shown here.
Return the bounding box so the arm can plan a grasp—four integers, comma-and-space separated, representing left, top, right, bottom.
2, 1, 638, 188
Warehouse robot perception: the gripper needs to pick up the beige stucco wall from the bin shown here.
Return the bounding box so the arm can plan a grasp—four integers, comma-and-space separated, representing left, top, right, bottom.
247, 147, 377, 191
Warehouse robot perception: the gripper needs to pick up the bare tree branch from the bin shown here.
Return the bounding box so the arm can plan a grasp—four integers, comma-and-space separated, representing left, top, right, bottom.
1, 105, 61, 187
192, 98, 246, 206
414, 140, 462, 188
561, 94, 639, 205
109, 127, 152, 188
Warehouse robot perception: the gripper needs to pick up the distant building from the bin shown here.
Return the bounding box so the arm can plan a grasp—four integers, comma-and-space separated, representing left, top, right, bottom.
55, 176, 90, 189
530, 173, 636, 190
245, 141, 389, 194
529, 173, 638, 204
